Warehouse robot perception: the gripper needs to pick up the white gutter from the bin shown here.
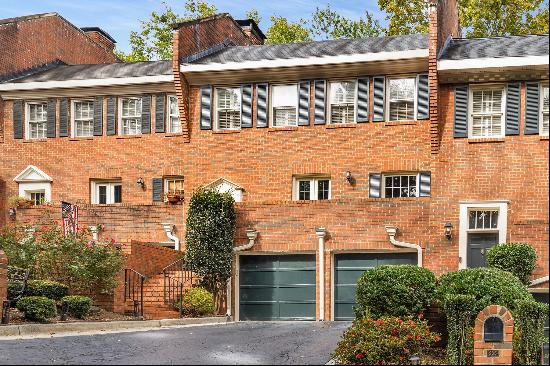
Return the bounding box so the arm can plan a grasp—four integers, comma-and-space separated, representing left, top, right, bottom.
530, 275, 549, 287
0, 74, 174, 91
438, 55, 548, 71
385, 226, 423, 267
180, 49, 429, 73
315, 227, 327, 321
228, 229, 258, 318
161, 223, 180, 251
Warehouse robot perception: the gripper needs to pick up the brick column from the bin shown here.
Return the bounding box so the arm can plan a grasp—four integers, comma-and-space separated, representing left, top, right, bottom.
0, 250, 7, 302
474, 305, 514, 365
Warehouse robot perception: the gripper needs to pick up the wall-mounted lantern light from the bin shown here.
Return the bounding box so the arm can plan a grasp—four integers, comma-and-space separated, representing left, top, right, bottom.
344, 171, 353, 184
136, 177, 145, 189
444, 222, 453, 240
8, 208, 16, 220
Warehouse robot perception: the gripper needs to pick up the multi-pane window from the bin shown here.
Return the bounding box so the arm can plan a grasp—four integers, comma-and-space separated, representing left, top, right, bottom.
468, 210, 499, 230
541, 84, 549, 136
73, 100, 94, 137
164, 177, 184, 195
27, 102, 47, 139
168, 96, 181, 133
470, 87, 504, 138
216, 87, 241, 130
294, 177, 331, 201
383, 174, 418, 198
92, 181, 122, 204
271, 84, 298, 127
120, 97, 142, 135
329, 81, 356, 124
388, 78, 416, 121
29, 191, 45, 206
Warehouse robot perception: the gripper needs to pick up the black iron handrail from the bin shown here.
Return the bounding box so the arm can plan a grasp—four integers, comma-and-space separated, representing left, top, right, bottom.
124, 268, 146, 317
162, 258, 197, 316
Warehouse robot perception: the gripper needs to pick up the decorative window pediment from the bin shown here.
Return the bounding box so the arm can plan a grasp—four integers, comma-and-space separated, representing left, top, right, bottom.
13, 165, 53, 204
205, 178, 243, 202
13, 165, 53, 183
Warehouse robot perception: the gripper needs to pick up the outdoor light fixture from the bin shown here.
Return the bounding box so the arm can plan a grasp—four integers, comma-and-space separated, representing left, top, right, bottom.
344, 171, 353, 184
8, 207, 16, 219
136, 177, 145, 189
444, 222, 453, 240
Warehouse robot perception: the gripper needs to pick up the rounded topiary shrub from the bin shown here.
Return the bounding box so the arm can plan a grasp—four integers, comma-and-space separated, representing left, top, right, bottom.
485, 243, 537, 285
16, 296, 57, 323
26, 280, 69, 300
179, 287, 215, 317
355, 265, 436, 319
62, 295, 92, 319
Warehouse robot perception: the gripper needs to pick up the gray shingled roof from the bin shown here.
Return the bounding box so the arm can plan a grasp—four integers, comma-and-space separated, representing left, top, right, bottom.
189, 34, 428, 64
9, 61, 172, 83
440, 34, 549, 60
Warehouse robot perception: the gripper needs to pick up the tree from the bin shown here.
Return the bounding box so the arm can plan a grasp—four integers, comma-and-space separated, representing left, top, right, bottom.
311, 5, 382, 39
245, 9, 262, 25
265, 16, 311, 44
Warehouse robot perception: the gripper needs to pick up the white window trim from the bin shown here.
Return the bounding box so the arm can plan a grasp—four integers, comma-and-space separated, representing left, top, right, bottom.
292, 176, 331, 201
18, 182, 51, 203
71, 99, 94, 138
91, 181, 122, 204
270, 83, 299, 128
163, 176, 184, 201
468, 84, 506, 139
385, 75, 418, 122
327, 79, 358, 125
213, 86, 241, 131
118, 96, 142, 136
166, 95, 181, 133
458, 201, 508, 269
25, 101, 48, 140
381, 172, 420, 198
540, 82, 549, 136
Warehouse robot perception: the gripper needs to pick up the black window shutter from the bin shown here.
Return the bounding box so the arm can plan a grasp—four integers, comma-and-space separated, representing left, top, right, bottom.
505, 82, 520, 135
256, 83, 268, 128
141, 94, 151, 134
241, 84, 253, 128
13, 100, 23, 139
314, 80, 326, 125
106, 97, 117, 135
419, 171, 431, 197
155, 93, 166, 133
369, 173, 381, 198
525, 81, 540, 135
454, 85, 468, 138
58, 98, 69, 137
372, 76, 385, 122
152, 178, 163, 202
416, 74, 429, 120
298, 81, 310, 126
93, 96, 103, 136
200, 85, 212, 130
357, 77, 370, 123
47, 98, 56, 138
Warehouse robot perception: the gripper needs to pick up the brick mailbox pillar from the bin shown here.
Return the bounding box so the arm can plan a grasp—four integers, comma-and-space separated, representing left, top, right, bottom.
474, 305, 514, 365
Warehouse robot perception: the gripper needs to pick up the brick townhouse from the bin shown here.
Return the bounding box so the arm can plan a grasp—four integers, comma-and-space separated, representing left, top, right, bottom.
0, 1, 548, 321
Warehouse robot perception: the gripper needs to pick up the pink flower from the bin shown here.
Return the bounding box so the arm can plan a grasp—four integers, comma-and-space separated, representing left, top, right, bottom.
86, 241, 94, 249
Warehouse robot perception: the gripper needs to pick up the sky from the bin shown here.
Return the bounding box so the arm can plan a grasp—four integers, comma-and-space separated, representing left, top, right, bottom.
0, 0, 387, 53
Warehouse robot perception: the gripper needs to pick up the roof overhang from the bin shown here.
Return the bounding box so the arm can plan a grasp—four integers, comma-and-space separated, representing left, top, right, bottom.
438, 55, 549, 71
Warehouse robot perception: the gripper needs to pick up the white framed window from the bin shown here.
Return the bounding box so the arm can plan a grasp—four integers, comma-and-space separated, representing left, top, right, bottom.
469, 85, 505, 138
215, 87, 241, 130
328, 80, 356, 124
14, 165, 53, 204
164, 177, 184, 195
382, 173, 419, 198
293, 176, 331, 201
271, 84, 298, 127
387, 77, 416, 121
26, 101, 47, 139
72, 100, 94, 137
167, 95, 181, 133
91, 181, 122, 204
541, 83, 549, 136
28, 191, 46, 206
119, 97, 142, 135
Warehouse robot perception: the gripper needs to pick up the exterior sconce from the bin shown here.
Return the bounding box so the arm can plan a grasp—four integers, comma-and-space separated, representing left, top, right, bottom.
136, 177, 145, 189
444, 222, 453, 240
344, 171, 353, 184
8, 207, 16, 220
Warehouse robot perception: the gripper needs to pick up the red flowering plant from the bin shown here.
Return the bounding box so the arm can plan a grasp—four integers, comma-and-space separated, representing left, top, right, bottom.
332, 316, 440, 365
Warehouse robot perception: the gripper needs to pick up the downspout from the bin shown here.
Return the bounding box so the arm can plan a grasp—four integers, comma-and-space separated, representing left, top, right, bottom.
385, 226, 423, 267
530, 275, 549, 287
228, 229, 258, 318
161, 223, 180, 251
315, 227, 326, 321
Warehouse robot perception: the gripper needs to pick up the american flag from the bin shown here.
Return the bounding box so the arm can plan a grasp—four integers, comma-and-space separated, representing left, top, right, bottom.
61, 201, 79, 236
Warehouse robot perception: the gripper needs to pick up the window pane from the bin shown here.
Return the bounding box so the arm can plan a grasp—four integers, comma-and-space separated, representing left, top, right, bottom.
389, 78, 415, 121
98, 186, 107, 204
389, 78, 415, 100
30, 192, 45, 206
272, 84, 297, 127
28, 103, 47, 139
330, 81, 356, 124
471, 89, 503, 138
273, 107, 297, 127
384, 174, 418, 198
318, 180, 329, 200
542, 86, 549, 135
298, 180, 311, 200
469, 210, 499, 230
113, 185, 122, 203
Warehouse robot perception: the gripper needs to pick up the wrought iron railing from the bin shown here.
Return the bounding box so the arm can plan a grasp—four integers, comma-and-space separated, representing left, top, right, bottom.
162, 258, 198, 316
124, 268, 146, 317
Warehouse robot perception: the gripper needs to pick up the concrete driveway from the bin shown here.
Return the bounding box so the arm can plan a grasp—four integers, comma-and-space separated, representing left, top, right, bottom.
0, 321, 350, 365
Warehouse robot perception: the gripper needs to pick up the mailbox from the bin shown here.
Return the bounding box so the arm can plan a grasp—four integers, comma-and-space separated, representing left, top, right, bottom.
484, 316, 504, 342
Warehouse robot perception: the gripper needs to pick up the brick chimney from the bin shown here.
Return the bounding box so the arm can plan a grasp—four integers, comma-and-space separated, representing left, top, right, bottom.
81, 27, 116, 52
235, 19, 265, 45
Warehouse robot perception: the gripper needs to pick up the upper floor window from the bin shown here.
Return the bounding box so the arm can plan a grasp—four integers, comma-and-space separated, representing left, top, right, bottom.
271, 84, 298, 127
329, 80, 356, 124
168, 95, 181, 133
92, 180, 122, 204
469, 86, 505, 138
383, 173, 418, 198
216, 87, 241, 130
119, 97, 142, 135
26, 102, 47, 139
293, 176, 331, 201
541, 83, 549, 136
72, 100, 94, 137
388, 77, 416, 121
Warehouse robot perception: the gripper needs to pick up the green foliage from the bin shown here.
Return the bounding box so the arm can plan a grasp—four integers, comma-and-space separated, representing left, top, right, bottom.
245, 9, 261, 25
486, 243, 537, 285
332, 316, 440, 365
7, 282, 24, 304
311, 4, 382, 40
62, 295, 93, 319
513, 300, 549, 365
443, 294, 476, 365
265, 16, 311, 44
26, 280, 68, 300
16, 296, 57, 323
0, 226, 38, 269
7, 196, 35, 208
378, 0, 430, 35
177, 287, 215, 317
355, 265, 436, 319
436, 267, 533, 316
185, 188, 236, 296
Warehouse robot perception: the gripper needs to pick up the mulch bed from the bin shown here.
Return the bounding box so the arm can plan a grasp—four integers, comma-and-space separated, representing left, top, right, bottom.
7, 306, 139, 325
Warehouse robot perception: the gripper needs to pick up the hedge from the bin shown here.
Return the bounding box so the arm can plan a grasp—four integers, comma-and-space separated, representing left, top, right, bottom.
16, 296, 57, 323
177, 287, 215, 317
62, 295, 92, 319
25, 280, 69, 300
514, 300, 549, 365
443, 294, 476, 365
486, 243, 537, 285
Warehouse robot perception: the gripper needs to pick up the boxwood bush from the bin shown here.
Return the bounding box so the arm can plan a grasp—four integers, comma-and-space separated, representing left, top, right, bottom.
26, 280, 69, 300
7, 282, 24, 303
177, 287, 215, 317
16, 296, 57, 323
355, 265, 436, 319
486, 243, 537, 285
513, 300, 549, 365
443, 294, 476, 365
62, 295, 92, 319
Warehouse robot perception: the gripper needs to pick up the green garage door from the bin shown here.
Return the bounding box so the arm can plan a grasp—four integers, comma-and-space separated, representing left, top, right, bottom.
334, 252, 417, 320
239, 255, 316, 320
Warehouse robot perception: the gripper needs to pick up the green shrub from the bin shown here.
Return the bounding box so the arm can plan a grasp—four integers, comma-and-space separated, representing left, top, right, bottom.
62, 295, 92, 319
355, 265, 436, 319
332, 316, 440, 365
26, 280, 69, 300
7, 282, 24, 302
0, 225, 38, 269
486, 243, 537, 285
16, 296, 57, 323
178, 287, 215, 317
443, 294, 476, 365
513, 300, 549, 365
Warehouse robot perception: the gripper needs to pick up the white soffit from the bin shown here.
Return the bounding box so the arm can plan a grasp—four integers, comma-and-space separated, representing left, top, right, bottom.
13, 165, 53, 182
438, 55, 549, 71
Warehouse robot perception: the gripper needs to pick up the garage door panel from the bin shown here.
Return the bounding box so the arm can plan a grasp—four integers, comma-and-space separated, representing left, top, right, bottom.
334, 284, 356, 302
336, 269, 373, 284
277, 270, 315, 285
240, 256, 278, 270
279, 302, 316, 320
278, 256, 316, 269
240, 287, 278, 302
240, 271, 278, 285
240, 303, 278, 321
277, 286, 316, 302
334, 303, 355, 321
